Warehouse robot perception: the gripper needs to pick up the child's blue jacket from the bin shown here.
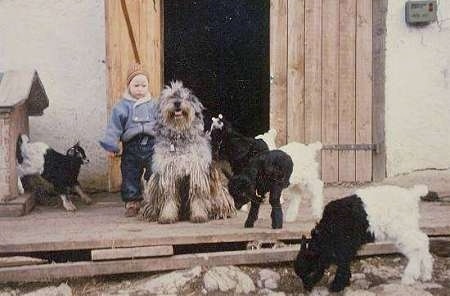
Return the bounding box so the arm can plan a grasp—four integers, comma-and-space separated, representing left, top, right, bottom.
100, 91, 158, 153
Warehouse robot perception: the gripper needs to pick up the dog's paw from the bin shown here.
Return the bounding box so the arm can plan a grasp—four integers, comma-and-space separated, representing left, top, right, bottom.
158, 216, 178, 224
190, 214, 209, 223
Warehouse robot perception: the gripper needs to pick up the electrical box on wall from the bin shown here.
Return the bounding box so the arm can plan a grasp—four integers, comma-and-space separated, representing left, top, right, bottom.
405, 1, 437, 25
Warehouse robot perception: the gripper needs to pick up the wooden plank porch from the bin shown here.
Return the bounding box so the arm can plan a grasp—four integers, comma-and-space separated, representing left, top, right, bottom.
0, 176, 449, 283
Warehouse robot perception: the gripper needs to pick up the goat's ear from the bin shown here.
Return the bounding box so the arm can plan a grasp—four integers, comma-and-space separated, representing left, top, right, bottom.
300, 235, 307, 251
67, 147, 75, 156
75, 141, 80, 147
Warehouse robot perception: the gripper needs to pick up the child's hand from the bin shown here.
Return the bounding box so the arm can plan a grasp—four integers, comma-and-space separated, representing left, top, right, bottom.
107, 152, 117, 158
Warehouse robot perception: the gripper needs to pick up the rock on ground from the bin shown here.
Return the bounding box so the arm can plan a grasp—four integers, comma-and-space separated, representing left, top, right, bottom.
134, 266, 201, 295
203, 265, 256, 294
369, 283, 433, 296
257, 269, 281, 290
21, 283, 72, 296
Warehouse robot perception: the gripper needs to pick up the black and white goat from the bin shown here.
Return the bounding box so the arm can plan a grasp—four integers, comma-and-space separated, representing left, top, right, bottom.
17, 134, 92, 211
294, 185, 433, 292
255, 128, 324, 221
228, 150, 293, 229
209, 114, 269, 175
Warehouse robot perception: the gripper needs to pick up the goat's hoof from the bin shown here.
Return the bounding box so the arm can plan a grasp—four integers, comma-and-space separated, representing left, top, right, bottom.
82, 196, 93, 205
63, 203, 77, 212
271, 222, 283, 229
329, 281, 348, 292
401, 276, 416, 285
244, 221, 255, 228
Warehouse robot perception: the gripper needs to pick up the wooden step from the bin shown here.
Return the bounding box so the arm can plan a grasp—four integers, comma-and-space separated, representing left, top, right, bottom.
0, 193, 34, 217
0, 256, 47, 268
91, 245, 173, 261
0, 238, 447, 283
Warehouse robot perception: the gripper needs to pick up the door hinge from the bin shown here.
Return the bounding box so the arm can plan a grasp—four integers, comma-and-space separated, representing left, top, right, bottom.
322, 143, 380, 154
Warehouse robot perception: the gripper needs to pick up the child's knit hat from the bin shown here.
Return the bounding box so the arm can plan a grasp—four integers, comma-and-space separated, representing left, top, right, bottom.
127, 63, 149, 85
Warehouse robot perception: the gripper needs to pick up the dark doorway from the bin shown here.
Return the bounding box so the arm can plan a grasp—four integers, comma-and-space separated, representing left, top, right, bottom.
164, 0, 270, 137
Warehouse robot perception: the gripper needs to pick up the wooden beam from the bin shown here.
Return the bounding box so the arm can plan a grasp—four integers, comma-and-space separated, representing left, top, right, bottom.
429, 237, 450, 257
0, 256, 47, 268
338, 0, 357, 182
270, 0, 288, 146
0, 193, 34, 217
304, 0, 322, 144
91, 245, 173, 261
287, 0, 305, 143
1, 238, 447, 283
321, 0, 340, 183
356, 0, 373, 182
372, 0, 388, 182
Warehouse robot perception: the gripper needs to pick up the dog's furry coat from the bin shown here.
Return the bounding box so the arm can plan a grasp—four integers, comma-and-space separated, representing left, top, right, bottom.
141, 81, 235, 223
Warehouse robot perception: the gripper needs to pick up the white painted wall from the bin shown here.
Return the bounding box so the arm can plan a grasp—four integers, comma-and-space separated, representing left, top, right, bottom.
0, 0, 108, 189
385, 0, 450, 176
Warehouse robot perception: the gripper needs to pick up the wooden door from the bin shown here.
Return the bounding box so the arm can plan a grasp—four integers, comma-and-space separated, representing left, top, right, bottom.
270, 0, 376, 183
105, 0, 162, 191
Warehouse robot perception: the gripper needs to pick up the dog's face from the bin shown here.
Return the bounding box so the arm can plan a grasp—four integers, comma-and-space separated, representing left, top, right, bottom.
228, 174, 255, 209
159, 81, 204, 131
66, 142, 89, 164
294, 236, 320, 291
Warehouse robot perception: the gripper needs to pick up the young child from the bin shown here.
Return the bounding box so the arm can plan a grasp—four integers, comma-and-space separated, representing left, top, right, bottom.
100, 63, 157, 217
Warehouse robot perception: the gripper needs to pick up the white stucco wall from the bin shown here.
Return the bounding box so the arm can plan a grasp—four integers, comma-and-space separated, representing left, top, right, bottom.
385, 0, 450, 176
0, 0, 108, 189
1, 0, 450, 187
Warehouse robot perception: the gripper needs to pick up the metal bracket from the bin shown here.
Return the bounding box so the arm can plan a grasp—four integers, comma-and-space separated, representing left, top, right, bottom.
322, 143, 381, 154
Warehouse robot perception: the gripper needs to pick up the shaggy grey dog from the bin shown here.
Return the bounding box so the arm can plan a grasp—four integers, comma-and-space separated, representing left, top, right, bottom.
141, 81, 235, 223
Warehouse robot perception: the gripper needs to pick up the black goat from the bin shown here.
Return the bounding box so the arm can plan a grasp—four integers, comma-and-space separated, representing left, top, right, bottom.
209, 114, 269, 175
17, 134, 92, 211
228, 150, 293, 229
